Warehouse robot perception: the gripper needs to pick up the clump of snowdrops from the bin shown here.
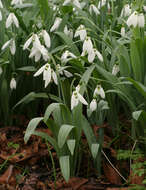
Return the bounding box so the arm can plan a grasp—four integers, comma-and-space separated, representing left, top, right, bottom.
0, 0, 145, 183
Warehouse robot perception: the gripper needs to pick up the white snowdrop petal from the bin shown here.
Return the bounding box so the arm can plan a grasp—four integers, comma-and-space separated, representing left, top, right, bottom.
90, 99, 97, 112
10, 40, 16, 55
10, 78, 16, 90
1, 40, 11, 50
95, 50, 103, 62
52, 70, 58, 85
12, 13, 19, 28
43, 30, 51, 48
6, 14, 13, 28
88, 50, 95, 63
64, 70, 73, 78
0, 11, 2, 21
77, 93, 88, 105
23, 36, 33, 50
50, 17, 62, 32
71, 93, 78, 110
34, 65, 45, 77
0, 0, 3, 8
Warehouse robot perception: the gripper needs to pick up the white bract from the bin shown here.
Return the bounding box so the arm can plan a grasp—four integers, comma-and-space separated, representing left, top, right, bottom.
89, 4, 100, 15
50, 17, 62, 32
120, 4, 131, 17
127, 11, 145, 28
74, 25, 87, 41
88, 48, 103, 63
11, 0, 23, 5
6, 13, 19, 28
112, 64, 120, 75
94, 85, 105, 99
2, 39, 16, 55
90, 99, 97, 112
61, 50, 77, 63
71, 85, 88, 110
34, 63, 58, 88
10, 78, 17, 90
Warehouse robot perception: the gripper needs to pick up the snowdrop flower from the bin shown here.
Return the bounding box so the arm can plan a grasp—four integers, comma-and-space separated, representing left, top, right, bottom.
94, 85, 105, 99
63, 0, 81, 9
1, 39, 16, 55
64, 26, 73, 39
90, 99, 97, 112
89, 4, 100, 15
112, 64, 120, 75
127, 11, 145, 28
6, 13, 19, 28
0, 67, 3, 75
120, 4, 131, 17
11, 0, 23, 5
40, 30, 51, 48
50, 17, 62, 32
23, 35, 33, 50
61, 50, 77, 63
98, 0, 110, 10
121, 27, 125, 37
10, 78, 16, 90
74, 25, 87, 41
88, 48, 103, 63
34, 63, 58, 87
81, 37, 93, 56
29, 45, 49, 62
56, 64, 73, 78
71, 85, 88, 110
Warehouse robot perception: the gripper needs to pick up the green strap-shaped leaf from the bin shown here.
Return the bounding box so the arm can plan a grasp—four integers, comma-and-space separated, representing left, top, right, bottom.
55, 32, 80, 56
59, 156, 70, 182
13, 92, 48, 109
67, 139, 76, 155
58, 124, 75, 148
128, 78, 146, 98
44, 103, 62, 123
24, 117, 43, 143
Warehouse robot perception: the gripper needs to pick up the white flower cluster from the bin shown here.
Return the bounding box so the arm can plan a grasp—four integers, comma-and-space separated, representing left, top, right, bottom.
74, 25, 103, 63
23, 31, 51, 62
90, 85, 105, 112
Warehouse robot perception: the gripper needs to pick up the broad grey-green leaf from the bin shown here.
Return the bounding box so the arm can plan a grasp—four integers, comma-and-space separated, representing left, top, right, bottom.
24, 117, 43, 143
58, 124, 75, 148
59, 156, 70, 182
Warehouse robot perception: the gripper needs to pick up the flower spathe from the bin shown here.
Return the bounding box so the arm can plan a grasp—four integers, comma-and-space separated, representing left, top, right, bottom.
10, 78, 16, 90
127, 11, 145, 28
1, 39, 16, 55
34, 63, 58, 87
6, 13, 19, 28
94, 85, 105, 99
71, 85, 88, 110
